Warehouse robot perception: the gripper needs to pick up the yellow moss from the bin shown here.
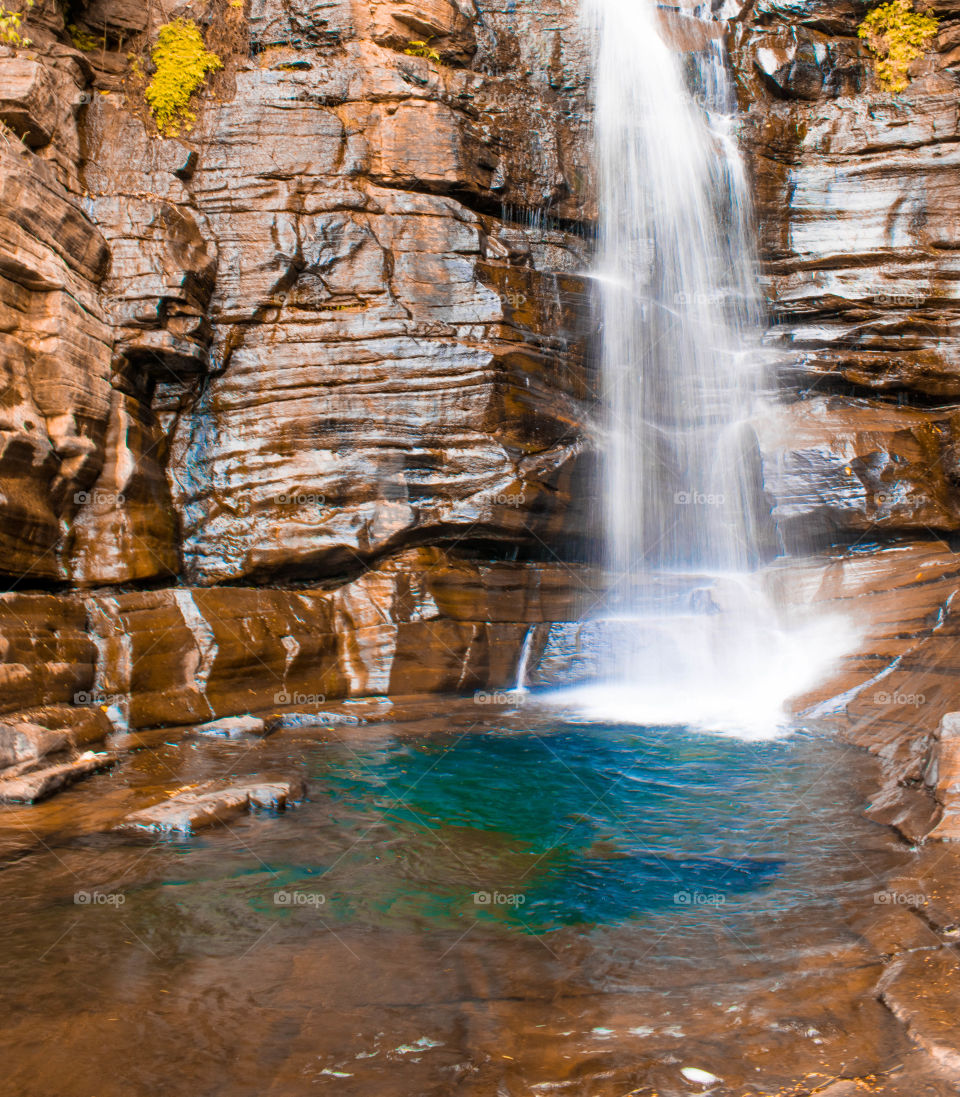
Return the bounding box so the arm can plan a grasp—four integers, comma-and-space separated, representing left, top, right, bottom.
858, 0, 939, 93
403, 38, 440, 62
145, 18, 222, 137
0, 0, 33, 48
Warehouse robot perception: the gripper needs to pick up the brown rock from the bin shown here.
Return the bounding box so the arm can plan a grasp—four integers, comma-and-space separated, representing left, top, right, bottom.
80, 549, 590, 729
0, 751, 118, 803
0, 721, 67, 769
0, 593, 96, 714
879, 950, 960, 1074
0, 58, 58, 147
758, 398, 960, 548
117, 776, 307, 834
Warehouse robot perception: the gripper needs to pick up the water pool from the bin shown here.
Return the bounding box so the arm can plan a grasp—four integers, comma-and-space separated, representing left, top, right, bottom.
0, 701, 909, 1096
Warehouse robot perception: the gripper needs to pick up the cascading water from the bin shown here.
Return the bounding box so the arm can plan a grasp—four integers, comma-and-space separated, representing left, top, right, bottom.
595, 18, 763, 578
549, 0, 856, 737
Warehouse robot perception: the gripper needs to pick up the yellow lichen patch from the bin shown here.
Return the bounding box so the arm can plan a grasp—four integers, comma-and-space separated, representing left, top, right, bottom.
0, 0, 32, 48
68, 23, 104, 51
403, 38, 441, 61
858, 0, 939, 93
145, 18, 222, 137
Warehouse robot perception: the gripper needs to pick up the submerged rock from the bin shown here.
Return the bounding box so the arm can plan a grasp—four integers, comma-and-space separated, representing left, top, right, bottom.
680, 1066, 720, 1086
267, 711, 363, 731
116, 776, 307, 835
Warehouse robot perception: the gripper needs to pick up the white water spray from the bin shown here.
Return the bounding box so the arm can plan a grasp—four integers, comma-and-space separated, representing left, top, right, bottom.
547, 0, 856, 738
513, 625, 536, 694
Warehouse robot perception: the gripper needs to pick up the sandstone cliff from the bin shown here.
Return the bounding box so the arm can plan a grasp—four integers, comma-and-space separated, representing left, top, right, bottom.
2, 0, 960, 748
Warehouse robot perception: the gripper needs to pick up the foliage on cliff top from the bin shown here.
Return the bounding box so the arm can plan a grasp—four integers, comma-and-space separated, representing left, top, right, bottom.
145, 19, 222, 137
0, 1, 32, 48
858, 0, 939, 93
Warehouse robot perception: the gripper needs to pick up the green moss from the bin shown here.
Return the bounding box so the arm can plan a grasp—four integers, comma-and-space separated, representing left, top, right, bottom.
403, 38, 440, 62
0, 0, 32, 48
145, 18, 222, 137
858, 0, 939, 93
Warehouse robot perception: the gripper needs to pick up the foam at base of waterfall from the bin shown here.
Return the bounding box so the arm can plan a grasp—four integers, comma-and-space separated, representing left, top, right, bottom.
536, 604, 859, 741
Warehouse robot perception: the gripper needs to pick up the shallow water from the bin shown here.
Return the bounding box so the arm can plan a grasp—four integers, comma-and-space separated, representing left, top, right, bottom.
0, 701, 908, 1096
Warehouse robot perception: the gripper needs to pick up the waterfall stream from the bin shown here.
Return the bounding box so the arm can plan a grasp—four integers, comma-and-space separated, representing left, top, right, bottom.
547, 0, 856, 737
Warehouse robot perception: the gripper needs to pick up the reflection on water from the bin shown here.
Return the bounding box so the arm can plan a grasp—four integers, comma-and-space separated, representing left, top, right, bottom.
0, 705, 907, 1096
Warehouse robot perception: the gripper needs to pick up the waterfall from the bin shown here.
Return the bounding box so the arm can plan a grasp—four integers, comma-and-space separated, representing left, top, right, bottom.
592, 11, 764, 579
549, 0, 857, 737
513, 626, 536, 694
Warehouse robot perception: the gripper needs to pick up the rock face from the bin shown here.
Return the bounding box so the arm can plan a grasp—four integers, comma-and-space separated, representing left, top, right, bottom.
0, 546, 591, 729
0, 0, 596, 592
736, 0, 960, 545
0, 0, 600, 726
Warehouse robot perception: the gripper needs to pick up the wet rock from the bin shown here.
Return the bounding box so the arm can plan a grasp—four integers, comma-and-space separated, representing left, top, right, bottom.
757, 398, 960, 549
922, 712, 960, 840
879, 949, 960, 1074
192, 715, 269, 738
266, 711, 362, 730
0, 721, 67, 769
0, 144, 112, 580
79, 549, 590, 730
0, 751, 118, 804
742, 10, 960, 403
851, 906, 940, 958
117, 776, 307, 835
